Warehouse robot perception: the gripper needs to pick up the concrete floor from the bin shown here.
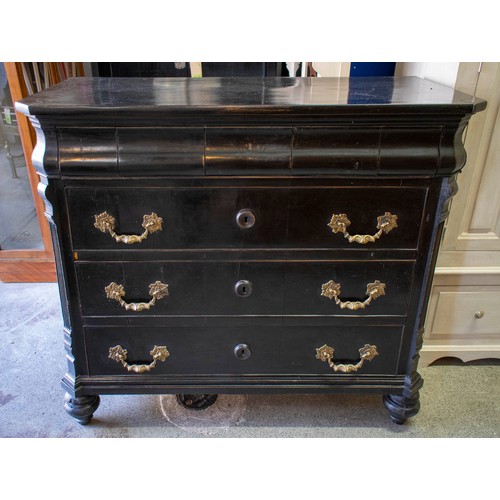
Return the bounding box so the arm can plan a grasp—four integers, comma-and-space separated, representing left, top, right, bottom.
0, 146, 43, 250
1, 282, 499, 438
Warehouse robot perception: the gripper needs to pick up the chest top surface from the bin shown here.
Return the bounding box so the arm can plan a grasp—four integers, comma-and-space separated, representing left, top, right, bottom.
17, 76, 485, 116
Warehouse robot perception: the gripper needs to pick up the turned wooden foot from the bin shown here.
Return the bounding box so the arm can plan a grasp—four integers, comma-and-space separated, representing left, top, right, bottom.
382, 392, 420, 425
176, 394, 218, 410
64, 393, 100, 425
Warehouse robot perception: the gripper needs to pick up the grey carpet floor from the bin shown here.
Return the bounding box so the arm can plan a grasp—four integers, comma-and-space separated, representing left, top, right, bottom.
1, 282, 499, 438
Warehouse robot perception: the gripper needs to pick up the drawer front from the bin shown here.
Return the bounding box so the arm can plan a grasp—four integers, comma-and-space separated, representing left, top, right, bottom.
68, 187, 289, 250
76, 260, 414, 317
76, 261, 284, 317
426, 285, 500, 339
85, 324, 403, 376
58, 127, 205, 176
67, 186, 426, 250
283, 261, 414, 316
205, 127, 292, 175
287, 186, 426, 249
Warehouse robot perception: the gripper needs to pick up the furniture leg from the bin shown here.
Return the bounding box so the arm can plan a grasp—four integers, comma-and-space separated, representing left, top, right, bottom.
64, 393, 100, 425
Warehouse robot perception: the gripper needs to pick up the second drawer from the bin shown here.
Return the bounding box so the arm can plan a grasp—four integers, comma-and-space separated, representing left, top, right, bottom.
76, 260, 415, 317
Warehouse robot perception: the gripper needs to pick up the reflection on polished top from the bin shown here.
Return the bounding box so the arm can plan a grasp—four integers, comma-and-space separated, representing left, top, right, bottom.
16, 76, 486, 116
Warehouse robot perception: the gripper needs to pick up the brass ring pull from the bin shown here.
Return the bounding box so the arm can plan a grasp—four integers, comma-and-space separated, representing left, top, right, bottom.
321, 280, 386, 310
105, 281, 169, 312
328, 212, 398, 244
109, 345, 170, 373
94, 211, 163, 244
316, 344, 378, 373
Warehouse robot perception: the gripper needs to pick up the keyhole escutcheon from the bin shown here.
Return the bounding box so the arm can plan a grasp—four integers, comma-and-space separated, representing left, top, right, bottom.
234, 343, 251, 360
236, 209, 256, 229
235, 280, 253, 297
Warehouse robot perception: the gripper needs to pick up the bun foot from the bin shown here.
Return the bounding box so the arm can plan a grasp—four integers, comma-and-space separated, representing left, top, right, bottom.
383, 393, 420, 425
389, 415, 407, 425
64, 393, 100, 425
176, 394, 218, 410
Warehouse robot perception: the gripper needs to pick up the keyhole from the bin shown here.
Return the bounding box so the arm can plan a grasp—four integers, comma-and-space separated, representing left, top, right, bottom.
234, 343, 251, 360
236, 209, 256, 229
235, 280, 253, 297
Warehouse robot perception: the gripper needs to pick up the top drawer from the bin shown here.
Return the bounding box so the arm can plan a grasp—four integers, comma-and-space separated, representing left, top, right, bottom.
67, 186, 426, 251
55, 126, 443, 177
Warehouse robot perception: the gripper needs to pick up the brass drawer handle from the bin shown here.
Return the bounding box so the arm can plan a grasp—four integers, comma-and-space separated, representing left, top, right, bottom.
94, 211, 163, 244
328, 212, 398, 244
105, 281, 169, 311
321, 280, 386, 310
316, 344, 378, 373
109, 345, 170, 373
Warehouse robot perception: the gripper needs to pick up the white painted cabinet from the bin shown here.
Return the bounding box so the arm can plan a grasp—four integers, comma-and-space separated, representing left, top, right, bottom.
420, 62, 500, 365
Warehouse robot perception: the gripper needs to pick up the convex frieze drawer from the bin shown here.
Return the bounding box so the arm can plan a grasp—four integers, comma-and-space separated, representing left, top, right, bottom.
55, 125, 455, 176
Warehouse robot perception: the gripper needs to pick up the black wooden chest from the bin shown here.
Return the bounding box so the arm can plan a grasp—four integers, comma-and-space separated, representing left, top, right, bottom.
17, 76, 486, 424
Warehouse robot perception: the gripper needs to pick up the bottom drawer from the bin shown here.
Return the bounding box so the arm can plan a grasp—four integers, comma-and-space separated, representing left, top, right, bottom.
85, 325, 404, 376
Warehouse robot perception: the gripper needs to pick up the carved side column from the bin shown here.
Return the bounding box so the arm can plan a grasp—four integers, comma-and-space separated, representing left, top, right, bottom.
383, 176, 457, 424
29, 116, 100, 423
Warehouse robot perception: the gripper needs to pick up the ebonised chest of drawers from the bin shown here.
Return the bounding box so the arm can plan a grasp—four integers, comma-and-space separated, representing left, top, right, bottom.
17, 76, 486, 424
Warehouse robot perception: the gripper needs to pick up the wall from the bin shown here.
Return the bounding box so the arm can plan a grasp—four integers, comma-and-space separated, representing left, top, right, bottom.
395, 62, 460, 88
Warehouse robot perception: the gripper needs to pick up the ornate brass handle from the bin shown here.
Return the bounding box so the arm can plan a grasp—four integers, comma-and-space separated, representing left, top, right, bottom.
94, 211, 163, 244
321, 280, 386, 310
328, 212, 398, 244
105, 281, 169, 311
109, 345, 170, 373
315, 344, 378, 373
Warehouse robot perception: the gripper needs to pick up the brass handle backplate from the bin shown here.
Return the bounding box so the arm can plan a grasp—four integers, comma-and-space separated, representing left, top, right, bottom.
328, 212, 398, 244
321, 280, 386, 310
105, 281, 169, 311
109, 345, 170, 373
315, 344, 378, 373
94, 211, 163, 244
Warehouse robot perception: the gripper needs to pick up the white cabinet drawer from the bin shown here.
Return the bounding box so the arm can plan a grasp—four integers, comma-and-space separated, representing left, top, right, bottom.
428, 286, 500, 338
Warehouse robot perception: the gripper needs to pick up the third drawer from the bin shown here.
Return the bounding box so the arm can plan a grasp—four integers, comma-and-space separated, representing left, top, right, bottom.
85, 324, 404, 376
